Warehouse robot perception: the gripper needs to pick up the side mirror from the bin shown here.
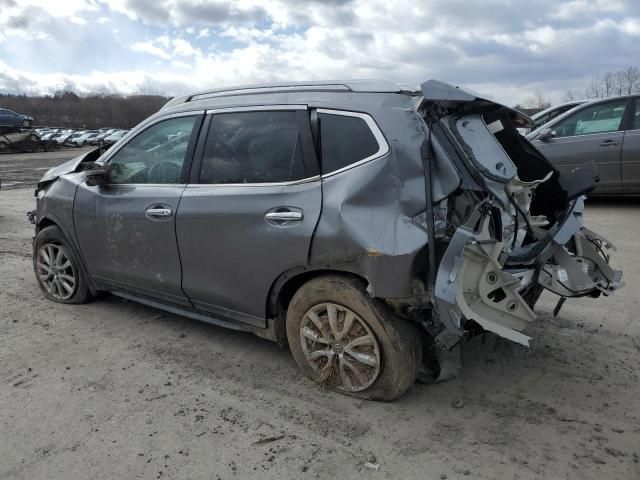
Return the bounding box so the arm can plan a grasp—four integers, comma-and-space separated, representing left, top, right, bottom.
85, 165, 111, 187
538, 128, 556, 141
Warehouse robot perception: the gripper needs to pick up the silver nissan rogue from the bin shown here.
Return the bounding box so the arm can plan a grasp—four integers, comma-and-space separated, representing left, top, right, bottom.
31, 80, 623, 400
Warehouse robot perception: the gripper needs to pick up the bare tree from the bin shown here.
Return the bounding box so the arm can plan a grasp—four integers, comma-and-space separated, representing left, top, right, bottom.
585, 74, 604, 98
619, 65, 640, 95
525, 88, 551, 109
602, 71, 616, 98
563, 88, 584, 102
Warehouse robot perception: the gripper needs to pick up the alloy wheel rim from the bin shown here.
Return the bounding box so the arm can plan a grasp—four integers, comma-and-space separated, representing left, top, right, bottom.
36, 243, 76, 300
300, 303, 381, 392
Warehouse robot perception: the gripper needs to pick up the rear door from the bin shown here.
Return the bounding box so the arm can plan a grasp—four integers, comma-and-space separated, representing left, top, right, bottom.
621, 97, 640, 191
532, 98, 629, 193
74, 112, 203, 304
176, 106, 321, 326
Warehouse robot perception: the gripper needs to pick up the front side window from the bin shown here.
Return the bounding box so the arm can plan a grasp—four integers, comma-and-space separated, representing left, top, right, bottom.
318, 112, 381, 174
200, 110, 305, 184
553, 100, 627, 138
107, 115, 197, 184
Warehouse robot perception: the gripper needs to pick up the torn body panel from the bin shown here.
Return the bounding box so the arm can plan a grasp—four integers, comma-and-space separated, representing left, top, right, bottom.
307, 107, 459, 299
426, 98, 622, 347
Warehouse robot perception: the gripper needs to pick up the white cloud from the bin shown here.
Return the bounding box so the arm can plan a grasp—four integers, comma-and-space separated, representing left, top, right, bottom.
1, 0, 640, 107
131, 41, 172, 60
173, 38, 197, 57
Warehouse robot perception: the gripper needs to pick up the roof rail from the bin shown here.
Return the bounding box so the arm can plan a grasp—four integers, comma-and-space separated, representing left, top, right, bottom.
189, 83, 352, 102
161, 79, 414, 110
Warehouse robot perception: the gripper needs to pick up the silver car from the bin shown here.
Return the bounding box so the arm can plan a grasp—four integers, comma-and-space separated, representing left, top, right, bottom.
527, 95, 640, 195
31, 80, 622, 400
525, 100, 587, 134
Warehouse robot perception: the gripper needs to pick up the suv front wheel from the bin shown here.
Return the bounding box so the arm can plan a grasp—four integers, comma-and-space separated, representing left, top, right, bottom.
286, 275, 422, 401
33, 226, 91, 304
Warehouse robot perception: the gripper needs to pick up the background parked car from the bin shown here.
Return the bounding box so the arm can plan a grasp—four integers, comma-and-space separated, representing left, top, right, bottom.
71, 131, 100, 147
88, 130, 117, 146
527, 95, 639, 195
40, 129, 61, 141
51, 130, 74, 146
102, 129, 128, 145
0, 108, 33, 128
64, 131, 88, 147
0, 129, 41, 153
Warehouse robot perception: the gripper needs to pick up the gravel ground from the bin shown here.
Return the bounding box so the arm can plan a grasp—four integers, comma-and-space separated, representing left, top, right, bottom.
0, 147, 94, 190
1, 151, 639, 479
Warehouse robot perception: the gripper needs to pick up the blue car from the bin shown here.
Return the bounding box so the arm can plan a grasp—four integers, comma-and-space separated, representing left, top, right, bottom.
0, 108, 33, 129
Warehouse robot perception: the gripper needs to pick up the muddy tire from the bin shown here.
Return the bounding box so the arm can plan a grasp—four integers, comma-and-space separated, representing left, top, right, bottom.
22, 119, 30, 127
286, 275, 422, 401
33, 226, 91, 304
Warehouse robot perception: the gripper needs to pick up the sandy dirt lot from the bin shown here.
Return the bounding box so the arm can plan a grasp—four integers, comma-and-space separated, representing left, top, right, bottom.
0, 147, 94, 190
1, 151, 639, 479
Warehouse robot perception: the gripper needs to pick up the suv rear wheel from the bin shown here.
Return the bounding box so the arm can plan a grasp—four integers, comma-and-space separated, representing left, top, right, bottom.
286, 275, 421, 401
33, 226, 91, 304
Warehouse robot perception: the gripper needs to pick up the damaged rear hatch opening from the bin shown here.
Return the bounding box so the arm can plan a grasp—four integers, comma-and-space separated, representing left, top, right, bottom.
420, 80, 623, 349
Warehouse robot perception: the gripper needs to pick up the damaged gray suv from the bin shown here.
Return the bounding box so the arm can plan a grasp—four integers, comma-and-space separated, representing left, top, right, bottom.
32, 80, 622, 400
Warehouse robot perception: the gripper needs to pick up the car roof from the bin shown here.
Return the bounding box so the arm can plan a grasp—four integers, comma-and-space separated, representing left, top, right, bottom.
161, 79, 420, 112
530, 100, 587, 120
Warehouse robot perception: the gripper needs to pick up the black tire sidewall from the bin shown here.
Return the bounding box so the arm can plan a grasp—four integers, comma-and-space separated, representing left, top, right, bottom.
286, 275, 421, 401
33, 226, 91, 304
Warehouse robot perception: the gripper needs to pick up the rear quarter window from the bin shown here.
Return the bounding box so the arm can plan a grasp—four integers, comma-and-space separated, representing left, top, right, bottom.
318, 111, 384, 174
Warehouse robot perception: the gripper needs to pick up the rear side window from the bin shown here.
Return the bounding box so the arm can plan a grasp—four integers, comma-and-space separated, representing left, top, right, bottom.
200, 111, 305, 184
319, 111, 382, 174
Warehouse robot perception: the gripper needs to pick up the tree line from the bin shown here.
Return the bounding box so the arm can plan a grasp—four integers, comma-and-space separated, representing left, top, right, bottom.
0, 91, 170, 129
514, 65, 640, 112
565, 65, 640, 101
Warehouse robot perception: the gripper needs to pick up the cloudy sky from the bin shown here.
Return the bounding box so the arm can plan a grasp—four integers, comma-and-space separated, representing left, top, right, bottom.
0, 0, 638, 105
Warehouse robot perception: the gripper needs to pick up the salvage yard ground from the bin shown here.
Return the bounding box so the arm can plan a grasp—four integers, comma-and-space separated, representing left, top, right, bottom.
1, 150, 639, 479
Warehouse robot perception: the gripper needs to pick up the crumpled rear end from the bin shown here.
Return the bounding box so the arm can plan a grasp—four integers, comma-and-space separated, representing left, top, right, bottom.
421, 85, 623, 349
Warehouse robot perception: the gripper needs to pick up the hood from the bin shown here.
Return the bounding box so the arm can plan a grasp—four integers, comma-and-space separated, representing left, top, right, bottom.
421, 79, 534, 128
37, 148, 102, 188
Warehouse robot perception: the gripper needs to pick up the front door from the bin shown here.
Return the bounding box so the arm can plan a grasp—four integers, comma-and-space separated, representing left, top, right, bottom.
74, 113, 202, 304
533, 98, 628, 193
177, 108, 321, 325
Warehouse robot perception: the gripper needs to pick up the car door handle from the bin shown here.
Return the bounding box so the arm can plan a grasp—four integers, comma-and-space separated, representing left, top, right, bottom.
265, 211, 303, 221
599, 139, 620, 147
145, 206, 172, 220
